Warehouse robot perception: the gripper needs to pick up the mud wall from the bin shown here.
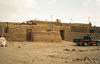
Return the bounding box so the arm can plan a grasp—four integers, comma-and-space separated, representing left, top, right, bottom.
70, 32, 88, 40
4, 25, 61, 42
33, 32, 61, 42
0, 22, 6, 37
92, 33, 100, 40
71, 26, 89, 33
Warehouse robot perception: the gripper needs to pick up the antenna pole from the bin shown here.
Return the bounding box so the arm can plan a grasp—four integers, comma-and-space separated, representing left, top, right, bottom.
51, 15, 53, 21
88, 17, 90, 23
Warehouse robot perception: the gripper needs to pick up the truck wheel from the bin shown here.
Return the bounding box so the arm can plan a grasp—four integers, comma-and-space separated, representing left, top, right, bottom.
77, 44, 80, 46
96, 42, 100, 46
83, 42, 87, 46
90, 44, 93, 46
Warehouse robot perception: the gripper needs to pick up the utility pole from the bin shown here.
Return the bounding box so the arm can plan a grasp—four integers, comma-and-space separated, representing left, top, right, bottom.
88, 17, 90, 34
51, 15, 53, 32
70, 18, 72, 23
51, 15, 53, 21
70, 18, 73, 26
88, 17, 90, 23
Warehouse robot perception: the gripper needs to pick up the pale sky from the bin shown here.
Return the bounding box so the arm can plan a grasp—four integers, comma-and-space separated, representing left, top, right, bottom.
0, 0, 100, 26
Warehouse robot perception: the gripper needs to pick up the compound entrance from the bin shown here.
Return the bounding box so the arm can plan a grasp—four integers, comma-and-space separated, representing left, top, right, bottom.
60, 30, 65, 40
26, 29, 32, 41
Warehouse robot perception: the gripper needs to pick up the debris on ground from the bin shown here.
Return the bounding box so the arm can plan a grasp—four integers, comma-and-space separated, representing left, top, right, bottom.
71, 49, 76, 51
63, 48, 70, 51
78, 50, 84, 52
84, 56, 92, 62
18, 46, 21, 48
83, 56, 98, 63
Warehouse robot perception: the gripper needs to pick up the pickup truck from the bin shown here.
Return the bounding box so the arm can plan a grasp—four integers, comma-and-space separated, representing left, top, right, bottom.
73, 36, 100, 46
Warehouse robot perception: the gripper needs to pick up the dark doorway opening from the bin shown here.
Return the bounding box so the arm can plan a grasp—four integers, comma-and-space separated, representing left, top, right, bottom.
0, 26, 1, 37
60, 30, 65, 40
26, 29, 32, 41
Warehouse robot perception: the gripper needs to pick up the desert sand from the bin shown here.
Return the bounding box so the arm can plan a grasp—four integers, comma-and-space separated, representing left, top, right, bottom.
0, 41, 100, 64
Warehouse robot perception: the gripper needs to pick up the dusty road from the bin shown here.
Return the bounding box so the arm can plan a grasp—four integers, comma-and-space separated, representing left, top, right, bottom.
0, 41, 100, 64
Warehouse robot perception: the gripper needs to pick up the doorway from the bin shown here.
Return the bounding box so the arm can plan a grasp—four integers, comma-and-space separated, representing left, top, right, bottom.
0, 26, 1, 37
60, 30, 65, 40
26, 29, 32, 41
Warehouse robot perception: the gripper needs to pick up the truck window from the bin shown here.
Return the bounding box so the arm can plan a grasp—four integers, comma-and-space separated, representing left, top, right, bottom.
83, 36, 92, 40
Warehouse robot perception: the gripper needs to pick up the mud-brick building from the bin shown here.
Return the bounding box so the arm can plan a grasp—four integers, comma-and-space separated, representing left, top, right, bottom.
0, 19, 100, 42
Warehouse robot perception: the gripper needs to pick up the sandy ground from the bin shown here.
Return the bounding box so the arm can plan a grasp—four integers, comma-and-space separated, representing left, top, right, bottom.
0, 41, 100, 64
